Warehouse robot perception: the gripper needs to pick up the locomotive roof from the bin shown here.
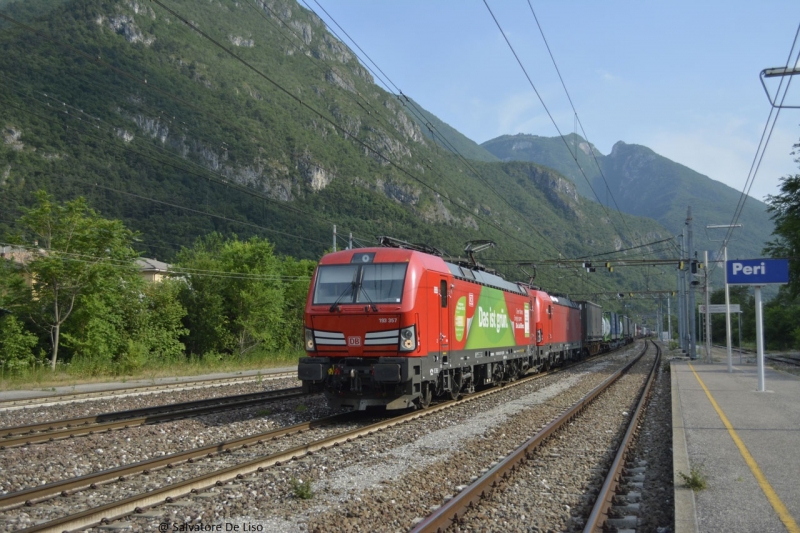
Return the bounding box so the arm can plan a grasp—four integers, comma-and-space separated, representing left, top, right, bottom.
318, 248, 527, 295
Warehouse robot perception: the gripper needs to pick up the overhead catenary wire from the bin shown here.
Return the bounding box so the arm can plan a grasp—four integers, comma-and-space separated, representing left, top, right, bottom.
481, 0, 629, 245
0, 11, 363, 237
0, 6, 553, 262
716, 24, 800, 254
148, 0, 562, 261
1, 242, 312, 282
525, 1, 637, 245
298, 0, 568, 259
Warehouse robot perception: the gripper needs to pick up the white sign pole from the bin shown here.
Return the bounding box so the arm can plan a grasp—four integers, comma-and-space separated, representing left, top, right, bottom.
755, 285, 765, 392
724, 245, 733, 373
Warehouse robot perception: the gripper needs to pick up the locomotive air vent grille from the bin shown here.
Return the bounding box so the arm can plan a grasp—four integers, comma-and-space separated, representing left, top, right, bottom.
314, 331, 346, 346
364, 329, 400, 346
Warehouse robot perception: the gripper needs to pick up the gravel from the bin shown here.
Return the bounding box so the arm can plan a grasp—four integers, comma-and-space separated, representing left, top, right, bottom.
0, 342, 677, 532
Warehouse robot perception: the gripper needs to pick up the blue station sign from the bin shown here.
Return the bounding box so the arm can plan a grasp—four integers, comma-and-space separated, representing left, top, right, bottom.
726, 258, 789, 285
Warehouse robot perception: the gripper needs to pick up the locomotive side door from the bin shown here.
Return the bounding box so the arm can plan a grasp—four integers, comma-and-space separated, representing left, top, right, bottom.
437, 277, 450, 358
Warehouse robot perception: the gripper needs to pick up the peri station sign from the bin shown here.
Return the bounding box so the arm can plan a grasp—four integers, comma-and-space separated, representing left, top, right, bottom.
726, 258, 789, 285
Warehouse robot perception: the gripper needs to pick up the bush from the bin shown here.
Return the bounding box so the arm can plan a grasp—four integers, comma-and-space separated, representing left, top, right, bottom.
0, 314, 38, 374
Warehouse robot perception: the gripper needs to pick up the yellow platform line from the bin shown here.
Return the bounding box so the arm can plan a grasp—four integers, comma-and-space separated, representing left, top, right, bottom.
689, 363, 799, 533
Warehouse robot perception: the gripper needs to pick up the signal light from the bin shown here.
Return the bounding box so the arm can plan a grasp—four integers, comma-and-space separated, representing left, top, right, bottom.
678, 261, 685, 270
691, 261, 698, 274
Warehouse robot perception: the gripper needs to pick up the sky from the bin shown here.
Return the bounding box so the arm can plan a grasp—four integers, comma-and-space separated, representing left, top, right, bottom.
310, 0, 800, 204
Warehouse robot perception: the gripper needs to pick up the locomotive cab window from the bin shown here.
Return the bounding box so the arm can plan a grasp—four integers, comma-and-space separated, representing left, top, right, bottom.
440, 280, 448, 308
358, 263, 407, 303
313, 263, 408, 305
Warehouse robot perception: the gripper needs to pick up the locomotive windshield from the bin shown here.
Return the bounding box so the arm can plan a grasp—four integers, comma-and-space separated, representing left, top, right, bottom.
313, 263, 407, 305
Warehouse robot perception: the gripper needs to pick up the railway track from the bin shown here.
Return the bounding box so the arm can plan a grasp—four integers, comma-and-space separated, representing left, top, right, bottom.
409, 340, 657, 532
0, 386, 306, 448
0, 371, 296, 411
583, 341, 660, 532
0, 347, 635, 532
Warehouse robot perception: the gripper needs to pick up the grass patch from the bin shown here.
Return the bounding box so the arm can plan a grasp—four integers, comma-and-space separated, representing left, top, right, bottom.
295, 404, 308, 412
0, 350, 304, 391
256, 408, 272, 417
679, 466, 707, 492
290, 477, 313, 499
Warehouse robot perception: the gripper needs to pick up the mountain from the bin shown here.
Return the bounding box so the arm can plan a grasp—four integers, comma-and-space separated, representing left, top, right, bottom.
403, 98, 499, 163
0, 0, 675, 304
481, 134, 775, 263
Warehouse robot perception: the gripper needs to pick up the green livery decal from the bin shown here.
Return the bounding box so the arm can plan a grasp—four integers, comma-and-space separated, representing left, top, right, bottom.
454, 296, 467, 342
464, 287, 517, 349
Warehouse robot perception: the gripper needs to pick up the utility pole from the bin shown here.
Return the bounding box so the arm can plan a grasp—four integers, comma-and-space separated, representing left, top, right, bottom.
332, 224, 337, 252
667, 297, 672, 341
705, 250, 712, 362
687, 207, 697, 360
677, 233, 685, 352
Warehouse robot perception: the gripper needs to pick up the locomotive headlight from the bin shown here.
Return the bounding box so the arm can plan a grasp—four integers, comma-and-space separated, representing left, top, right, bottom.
399, 325, 416, 351
305, 328, 315, 351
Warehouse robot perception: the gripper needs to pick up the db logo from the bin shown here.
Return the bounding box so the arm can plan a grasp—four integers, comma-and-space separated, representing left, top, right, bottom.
348, 336, 361, 346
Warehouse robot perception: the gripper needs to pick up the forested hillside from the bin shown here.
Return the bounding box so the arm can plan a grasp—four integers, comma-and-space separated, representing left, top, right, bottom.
1, 0, 674, 302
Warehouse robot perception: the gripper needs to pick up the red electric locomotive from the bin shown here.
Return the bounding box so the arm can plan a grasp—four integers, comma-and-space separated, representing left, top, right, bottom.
298, 238, 588, 410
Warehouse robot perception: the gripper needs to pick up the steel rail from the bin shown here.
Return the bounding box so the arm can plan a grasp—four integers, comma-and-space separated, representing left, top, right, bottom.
7, 344, 629, 532
0, 372, 296, 411
1, 352, 586, 511
0, 388, 306, 449
410, 341, 651, 533
1, 387, 304, 441
583, 340, 661, 532
0, 411, 354, 510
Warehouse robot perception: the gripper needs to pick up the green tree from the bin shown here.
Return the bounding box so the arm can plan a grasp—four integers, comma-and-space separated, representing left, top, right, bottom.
709, 286, 753, 348
16, 190, 139, 369
280, 257, 315, 349
0, 313, 38, 374
764, 146, 800, 295
763, 287, 800, 350
176, 234, 287, 358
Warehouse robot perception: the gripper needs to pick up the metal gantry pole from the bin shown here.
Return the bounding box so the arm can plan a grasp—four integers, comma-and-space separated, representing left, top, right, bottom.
705, 250, 712, 362
667, 297, 672, 341
333, 224, 337, 252
678, 234, 686, 352
687, 207, 697, 360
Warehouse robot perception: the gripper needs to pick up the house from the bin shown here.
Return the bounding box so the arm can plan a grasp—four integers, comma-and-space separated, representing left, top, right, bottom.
136, 257, 171, 283
0, 245, 36, 287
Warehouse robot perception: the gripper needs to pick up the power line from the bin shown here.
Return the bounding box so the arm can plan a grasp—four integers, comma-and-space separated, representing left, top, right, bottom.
1, 242, 312, 282
714, 22, 800, 271
149, 0, 560, 260
482, 0, 630, 245
525, 1, 636, 244
292, 0, 568, 258
0, 94, 332, 240
0, 14, 360, 240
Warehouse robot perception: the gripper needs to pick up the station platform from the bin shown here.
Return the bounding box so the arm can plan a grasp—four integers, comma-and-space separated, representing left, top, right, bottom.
672, 353, 800, 533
